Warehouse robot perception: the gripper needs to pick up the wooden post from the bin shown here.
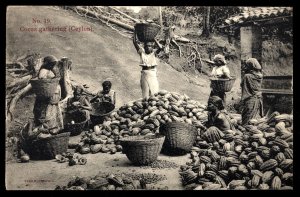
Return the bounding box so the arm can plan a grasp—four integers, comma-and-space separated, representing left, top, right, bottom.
240, 25, 262, 77
159, 6, 163, 34
240, 26, 262, 63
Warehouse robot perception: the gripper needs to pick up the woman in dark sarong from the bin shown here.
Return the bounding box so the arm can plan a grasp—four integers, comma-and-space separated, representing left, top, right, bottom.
240, 58, 264, 125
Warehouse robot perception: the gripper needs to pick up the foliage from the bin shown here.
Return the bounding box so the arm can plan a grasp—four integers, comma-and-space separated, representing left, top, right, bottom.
161, 6, 240, 32
138, 7, 160, 21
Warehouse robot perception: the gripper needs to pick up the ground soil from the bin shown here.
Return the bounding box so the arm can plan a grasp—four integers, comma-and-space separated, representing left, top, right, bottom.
5, 6, 241, 190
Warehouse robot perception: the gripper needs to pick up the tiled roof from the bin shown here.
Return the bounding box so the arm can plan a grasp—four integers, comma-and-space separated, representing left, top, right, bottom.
225, 7, 293, 26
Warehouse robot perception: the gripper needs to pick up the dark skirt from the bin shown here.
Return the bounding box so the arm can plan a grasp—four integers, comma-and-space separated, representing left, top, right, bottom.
241, 96, 263, 125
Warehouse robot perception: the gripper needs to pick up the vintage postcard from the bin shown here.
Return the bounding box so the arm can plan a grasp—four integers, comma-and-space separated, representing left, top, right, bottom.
6, 6, 293, 190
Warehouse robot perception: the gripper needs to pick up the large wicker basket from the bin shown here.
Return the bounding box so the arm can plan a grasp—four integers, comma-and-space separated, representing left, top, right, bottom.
119, 134, 165, 166
30, 77, 60, 98
210, 77, 236, 92
64, 111, 88, 136
134, 23, 161, 42
159, 122, 197, 155
90, 102, 115, 125
22, 132, 70, 160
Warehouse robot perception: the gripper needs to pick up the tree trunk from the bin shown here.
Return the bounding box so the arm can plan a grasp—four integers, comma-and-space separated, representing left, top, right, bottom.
203, 7, 211, 37
7, 84, 32, 122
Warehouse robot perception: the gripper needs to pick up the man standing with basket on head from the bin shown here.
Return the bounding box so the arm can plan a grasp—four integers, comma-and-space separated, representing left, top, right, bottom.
208, 54, 234, 106
133, 22, 163, 100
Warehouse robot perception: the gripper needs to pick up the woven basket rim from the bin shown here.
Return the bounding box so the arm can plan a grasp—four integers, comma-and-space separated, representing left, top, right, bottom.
209, 77, 236, 81
32, 132, 70, 141
30, 77, 60, 82
134, 22, 161, 28
120, 134, 165, 142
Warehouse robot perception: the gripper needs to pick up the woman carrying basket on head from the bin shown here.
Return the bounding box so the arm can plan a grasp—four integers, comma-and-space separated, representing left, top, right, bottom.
239, 58, 264, 126
33, 55, 64, 135
208, 54, 233, 105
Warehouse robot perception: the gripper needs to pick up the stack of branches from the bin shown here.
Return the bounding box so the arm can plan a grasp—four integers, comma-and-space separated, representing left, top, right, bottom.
66, 6, 136, 38
6, 53, 42, 123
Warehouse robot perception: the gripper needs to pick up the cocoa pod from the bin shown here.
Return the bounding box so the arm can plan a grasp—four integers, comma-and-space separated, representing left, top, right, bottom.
275, 152, 286, 163
215, 175, 227, 188
217, 170, 229, 180
280, 186, 293, 190
200, 156, 211, 164
203, 183, 222, 190
228, 180, 246, 190
284, 148, 293, 159
262, 171, 274, 183
279, 159, 293, 170
274, 168, 284, 178
273, 138, 289, 149
204, 171, 217, 180
251, 170, 263, 177
251, 175, 261, 188
271, 176, 281, 190
260, 159, 278, 172
282, 173, 293, 183
258, 183, 270, 190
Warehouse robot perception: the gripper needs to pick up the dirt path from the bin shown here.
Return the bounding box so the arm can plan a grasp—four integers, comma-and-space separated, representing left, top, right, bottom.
6, 149, 189, 190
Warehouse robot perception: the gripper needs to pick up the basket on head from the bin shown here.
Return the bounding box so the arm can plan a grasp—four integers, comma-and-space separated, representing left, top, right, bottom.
64, 111, 88, 136
22, 132, 70, 160
134, 23, 161, 42
90, 102, 115, 125
159, 122, 197, 155
30, 77, 60, 98
119, 134, 165, 166
210, 77, 236, 92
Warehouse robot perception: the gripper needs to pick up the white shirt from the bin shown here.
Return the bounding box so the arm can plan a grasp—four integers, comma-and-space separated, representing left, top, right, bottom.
138, 48, 158, 68
211, 65, 230, 77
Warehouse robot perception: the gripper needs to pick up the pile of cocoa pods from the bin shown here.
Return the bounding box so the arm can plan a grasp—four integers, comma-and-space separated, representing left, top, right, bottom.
179, 112, 293, 190
72, 90, 208, 155
55, 172, 167, 190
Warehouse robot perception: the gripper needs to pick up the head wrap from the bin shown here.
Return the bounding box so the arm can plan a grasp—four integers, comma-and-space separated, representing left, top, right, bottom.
246, 58, 262, 71
213, 54, 226, 65
41, 55, 58, 69
208, 96, 225, 110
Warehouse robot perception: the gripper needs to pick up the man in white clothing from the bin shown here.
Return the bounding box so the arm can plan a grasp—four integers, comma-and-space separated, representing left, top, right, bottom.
133, 30, 163, 100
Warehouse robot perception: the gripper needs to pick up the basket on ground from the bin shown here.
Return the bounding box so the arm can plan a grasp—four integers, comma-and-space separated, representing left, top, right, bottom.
159, 122, 197, 155
119, 134, 165, 166
90, 102, 115, 125
30, 77, 60, 98
22, 132, 70, 160
210, 77, 236, 92
64, 110, 88, 136
134, 23, 161, 42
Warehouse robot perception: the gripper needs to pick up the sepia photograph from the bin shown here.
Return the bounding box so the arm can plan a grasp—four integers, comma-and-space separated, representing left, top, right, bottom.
5, 6, 293, 190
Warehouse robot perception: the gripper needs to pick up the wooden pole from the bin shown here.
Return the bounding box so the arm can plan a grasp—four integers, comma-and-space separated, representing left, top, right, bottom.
75, 7, 134, 31
159, 6, 163, 34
